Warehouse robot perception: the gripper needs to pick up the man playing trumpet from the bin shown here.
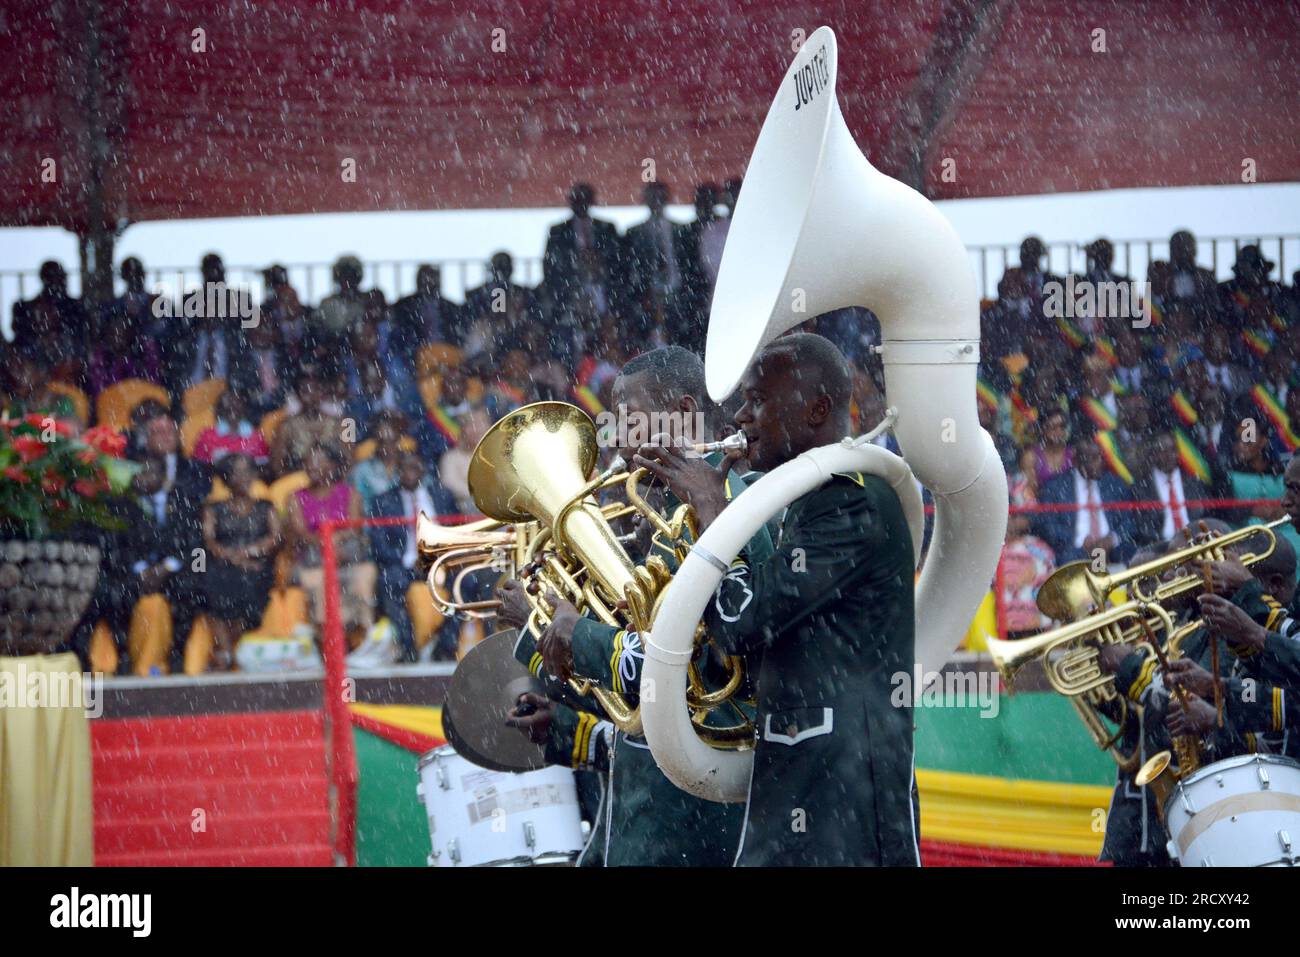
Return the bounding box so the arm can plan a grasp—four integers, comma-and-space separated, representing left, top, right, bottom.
499, 346, 775, 866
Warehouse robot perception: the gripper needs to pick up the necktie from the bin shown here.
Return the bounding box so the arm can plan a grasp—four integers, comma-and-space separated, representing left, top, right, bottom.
1169, 475, 1185, 532
1087, 482, 1102, 539
406, 491, 419, 561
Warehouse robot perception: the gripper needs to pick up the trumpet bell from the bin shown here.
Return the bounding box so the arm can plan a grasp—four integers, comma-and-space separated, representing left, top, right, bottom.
1035, 560, 1099, 620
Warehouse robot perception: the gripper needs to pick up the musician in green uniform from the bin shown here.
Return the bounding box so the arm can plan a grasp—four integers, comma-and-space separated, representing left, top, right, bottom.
1100, 534, 1300, 862
499, 346, 774, 866
637, 333, 920, 866
1164, 537, 1300, 754
1091, 544, 1172, 867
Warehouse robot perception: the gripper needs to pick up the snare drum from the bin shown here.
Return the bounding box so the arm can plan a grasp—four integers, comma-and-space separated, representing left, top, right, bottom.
417, 745, 585, 867
1164, 753, 1300, 867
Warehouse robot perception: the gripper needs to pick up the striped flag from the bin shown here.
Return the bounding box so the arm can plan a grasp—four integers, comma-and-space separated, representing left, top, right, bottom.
428, 405, 461, 445
1078, 396, 1118, 431
1173, 427, 1212, 483
1241, 328, 1273, 359
1170, 389, 1199, 427
1095, 430, 1134, 485
1251, 384, 1300, 453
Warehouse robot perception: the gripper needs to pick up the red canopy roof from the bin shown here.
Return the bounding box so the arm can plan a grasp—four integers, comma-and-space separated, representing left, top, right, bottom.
5, 0, 1297, 230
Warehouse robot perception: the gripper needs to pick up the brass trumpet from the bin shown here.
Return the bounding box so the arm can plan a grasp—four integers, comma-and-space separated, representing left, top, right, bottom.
986, 601, 1180, 770
1035, 515, 1291, 621
416, 514, 519, 618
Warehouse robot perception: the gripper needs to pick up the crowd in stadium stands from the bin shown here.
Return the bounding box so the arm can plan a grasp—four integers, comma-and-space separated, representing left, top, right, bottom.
3, 179, 1299, 673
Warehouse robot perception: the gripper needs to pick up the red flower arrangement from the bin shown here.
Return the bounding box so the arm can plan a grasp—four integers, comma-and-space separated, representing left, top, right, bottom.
0, 411, 138, 537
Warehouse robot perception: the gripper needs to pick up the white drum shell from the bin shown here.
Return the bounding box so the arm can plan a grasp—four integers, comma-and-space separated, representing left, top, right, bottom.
1164, 753, 1300, 867
417, 746, 585, 867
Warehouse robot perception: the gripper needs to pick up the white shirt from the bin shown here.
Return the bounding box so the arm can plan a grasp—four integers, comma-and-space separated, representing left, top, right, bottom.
1150, 469, 1189, 541
1073, 472, 1110, 549
400, 485, 436, 570
1204, 362, 1236, 392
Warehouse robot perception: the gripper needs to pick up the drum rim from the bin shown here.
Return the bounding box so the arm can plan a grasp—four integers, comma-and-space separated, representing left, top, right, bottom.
417, 743, 460, 771
1176, 752, 1300, 793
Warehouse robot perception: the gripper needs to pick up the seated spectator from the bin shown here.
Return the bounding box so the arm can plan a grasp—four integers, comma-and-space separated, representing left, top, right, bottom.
272, 370, 344, 475
979, 393, 1020, 474
231, 316, 289, 418
86, 308, 163, 395
394, 265, 461, 352
350, 411, 407, 510
286, 445, 376, 636
122, 455, 206, 673
367, 451, 452, 663
1224, 414, 1297, 555
1132, 430, 1210, 545
1071, 353, 1121, 436
1034, 435, 1137, 566
999, 472, 1057, 639
192, 391, 271, 469
485, 350, 531, 411
815, 307, 880, 367
1019, 409, 1073, 500
1110, 327, 1153, 396
1200, 326, 1250, 398
129, 404, 211, 505
0, 354, 80, 423
201, 454, 281, 670
1254, 345, 1294, 414
1115, 393, 1156, 480
343, 320, 404, 438
439, 405, 493, 515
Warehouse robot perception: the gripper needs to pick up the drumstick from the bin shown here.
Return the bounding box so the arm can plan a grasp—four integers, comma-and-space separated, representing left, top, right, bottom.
1201, 559, 1224, 728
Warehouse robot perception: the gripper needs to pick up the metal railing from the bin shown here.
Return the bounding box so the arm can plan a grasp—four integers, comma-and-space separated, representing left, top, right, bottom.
4, 233, 1297, 337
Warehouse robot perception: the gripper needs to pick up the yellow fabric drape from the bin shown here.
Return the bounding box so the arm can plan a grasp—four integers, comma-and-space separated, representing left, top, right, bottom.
0, 653, 94, 866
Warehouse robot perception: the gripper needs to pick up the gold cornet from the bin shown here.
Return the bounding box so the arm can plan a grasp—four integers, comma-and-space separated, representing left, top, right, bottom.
986, 602, 1180, 770
465, 402, 751, 745
1035, 515, 1291, 621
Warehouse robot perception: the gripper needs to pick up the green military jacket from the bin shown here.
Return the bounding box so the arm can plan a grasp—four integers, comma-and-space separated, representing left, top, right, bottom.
513, 459, 775, 866
706, 471, 919, 867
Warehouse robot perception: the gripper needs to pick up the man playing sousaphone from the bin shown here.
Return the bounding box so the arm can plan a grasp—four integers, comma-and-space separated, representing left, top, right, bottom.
497, 346, 775, 866
637, 333, 921, 866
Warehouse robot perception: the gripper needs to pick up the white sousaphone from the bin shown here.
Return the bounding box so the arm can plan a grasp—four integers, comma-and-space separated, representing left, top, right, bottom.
641, 26, 1009, 802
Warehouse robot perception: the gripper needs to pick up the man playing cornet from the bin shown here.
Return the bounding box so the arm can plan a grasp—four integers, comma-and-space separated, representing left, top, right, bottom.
499, 346, 775, 866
